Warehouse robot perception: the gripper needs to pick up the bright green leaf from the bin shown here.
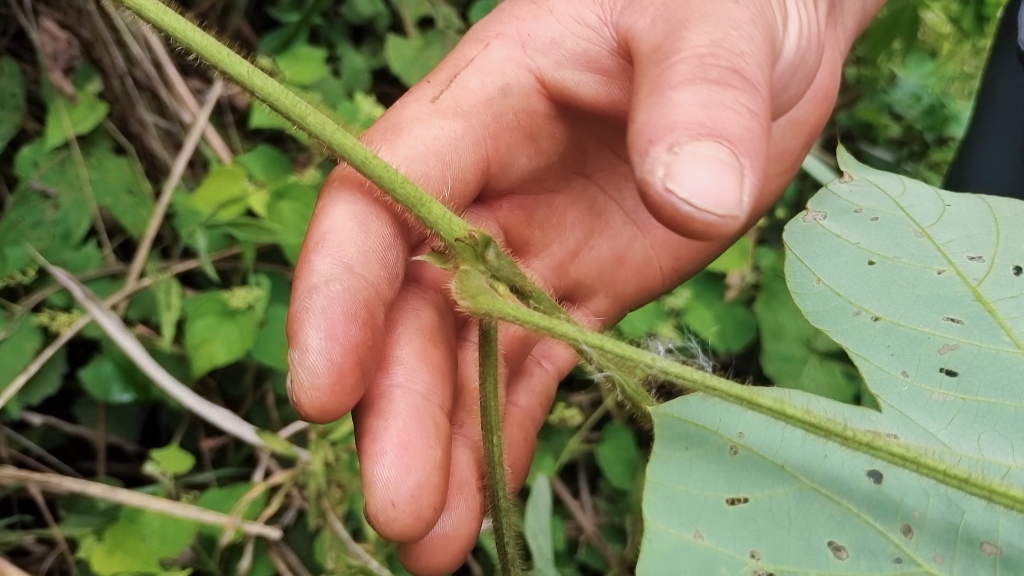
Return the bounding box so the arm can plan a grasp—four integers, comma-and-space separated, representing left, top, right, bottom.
236, 144, 292, 185
183, 290, 264, 377
706, 236, 752, 274
335, 91, 385, 133
78, 355, 145, 404
186, 164, 252, 222
274, 43, 329, 86
43, 93, 110, 151
83, 507, 198, 575
0, 57, 27, 154
615, 301, 668, 341
267, 182, 318, 263
384, 30, 457, 87
595, 421, 641, 491
0, 318, 45, 414
154, 276, 183, 349
524, 475, 558, 576
675, 274, 758, 354
147, 443, 196, 476
251, 303, 289, 372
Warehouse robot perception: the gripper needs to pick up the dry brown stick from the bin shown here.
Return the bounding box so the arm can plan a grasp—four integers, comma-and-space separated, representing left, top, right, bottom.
272, 542, 314, 576
19, 411, 142, 454
41, 260, 310, 460
83, 0, 174, 170
320, 498, 392, 576
550, 476, 618, 566
0, 248, 242, 411
0, 466, 283, 540
26, 484, 78, 576
123, 78, 223, 294
140, 25, 234, 163
1, 428, 81, 479
266, 546, 297, 576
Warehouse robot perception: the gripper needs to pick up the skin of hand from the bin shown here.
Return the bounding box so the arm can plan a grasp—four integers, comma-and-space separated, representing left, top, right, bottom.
287, 0, 886, 573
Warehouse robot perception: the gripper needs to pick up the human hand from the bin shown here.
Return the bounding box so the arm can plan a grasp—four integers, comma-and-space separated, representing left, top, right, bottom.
287, 0, 883, 573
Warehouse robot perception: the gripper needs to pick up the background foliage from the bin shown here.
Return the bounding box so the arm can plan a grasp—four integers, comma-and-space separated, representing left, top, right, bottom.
0, 0, 1010, 574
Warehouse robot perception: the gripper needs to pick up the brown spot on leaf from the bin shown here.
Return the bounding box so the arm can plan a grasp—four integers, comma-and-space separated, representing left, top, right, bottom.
938, 343, 960, 355
728, 445, 739, 456
870, 216, 880, 222
867, 260, 876, 266
802, 209, 827, 223
853, 207, 863, 213
1013, 265, 1023, 277
933, 553, 945, 565
749, 550, 761, 562
871, 316, 881, 322
939, 367, 959, 378
726, 497, 750, 507
901, 371, 910, 379
900, 524, 914, 540
827, 540, 849, 561
853, 310, 862, 317
942, 316, 964, 325
966, 255, 986, 263
736, 432, 745, 439
936, 269, 947, 275
693, 530, 704, 542
866, 469, 884, 485
914, 230, 925, 238
980, 542, 1002, 557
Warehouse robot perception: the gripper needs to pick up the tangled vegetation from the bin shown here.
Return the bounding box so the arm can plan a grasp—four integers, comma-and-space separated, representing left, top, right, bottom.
0, 0, 1014, 575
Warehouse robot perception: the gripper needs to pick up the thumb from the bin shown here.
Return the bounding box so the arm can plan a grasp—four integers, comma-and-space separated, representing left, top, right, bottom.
625, 4, 778, 241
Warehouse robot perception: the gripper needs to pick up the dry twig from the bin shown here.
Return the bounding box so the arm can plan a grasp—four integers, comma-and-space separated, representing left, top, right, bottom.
37, 259, 310, 460
0, 466, 283, 540
321, 498, 392, 576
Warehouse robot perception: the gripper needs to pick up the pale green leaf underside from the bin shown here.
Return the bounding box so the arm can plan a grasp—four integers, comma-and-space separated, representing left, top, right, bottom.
638, 150, 1024, 574
639, 391, 1024, 575
785, 147, 1024, 470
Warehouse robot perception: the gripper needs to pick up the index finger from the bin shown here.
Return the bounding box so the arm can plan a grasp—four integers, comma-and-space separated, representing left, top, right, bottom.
286, 23, 560, 423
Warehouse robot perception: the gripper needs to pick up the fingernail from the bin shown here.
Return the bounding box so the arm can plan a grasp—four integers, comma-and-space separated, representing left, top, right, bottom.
285, 370, 296, 407
661, 141, 746, 219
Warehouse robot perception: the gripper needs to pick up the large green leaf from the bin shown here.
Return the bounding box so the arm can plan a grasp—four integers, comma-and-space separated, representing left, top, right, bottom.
638, 149, 1024, 574
640, 391, 1024, 575
786, 148, 1024, 463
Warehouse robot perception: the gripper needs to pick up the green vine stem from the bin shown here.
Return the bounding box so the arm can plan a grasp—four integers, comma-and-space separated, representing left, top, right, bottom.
110, 0, 654, 417
454, 267, 1024, 516
112, 0, 471, 249
478, 319, 522, 576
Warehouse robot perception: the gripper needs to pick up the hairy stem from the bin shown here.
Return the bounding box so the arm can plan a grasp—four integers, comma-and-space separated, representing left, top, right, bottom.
455, 267, 1024, 516
478, 320, 522, 576
110, 0, 655, 419
111, 0, 470, 248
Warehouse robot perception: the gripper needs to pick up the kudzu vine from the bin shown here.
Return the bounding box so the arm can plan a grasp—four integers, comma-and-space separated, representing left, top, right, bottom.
109, 0, 1024, 571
